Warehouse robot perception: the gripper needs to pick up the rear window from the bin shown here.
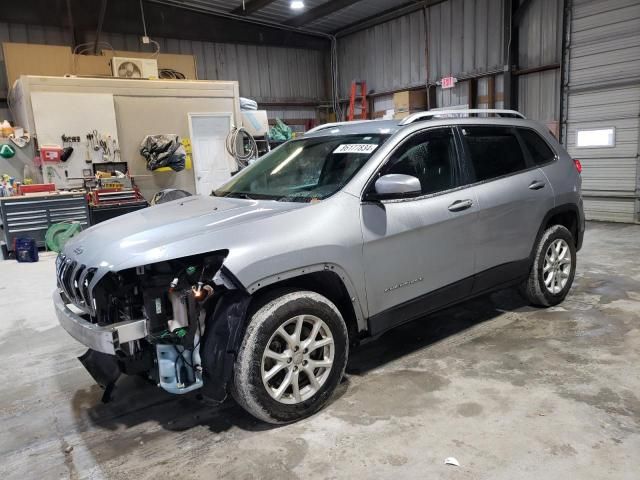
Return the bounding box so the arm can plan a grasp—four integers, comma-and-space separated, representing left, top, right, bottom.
461, 126, 528, 182
518, 128, 556, 165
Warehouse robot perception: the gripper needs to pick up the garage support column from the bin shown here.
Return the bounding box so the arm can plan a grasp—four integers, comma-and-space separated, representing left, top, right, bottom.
503, 0, 520, 111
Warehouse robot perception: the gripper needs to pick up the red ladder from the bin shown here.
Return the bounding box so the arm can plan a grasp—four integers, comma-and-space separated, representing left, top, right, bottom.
347, 80, 368, 121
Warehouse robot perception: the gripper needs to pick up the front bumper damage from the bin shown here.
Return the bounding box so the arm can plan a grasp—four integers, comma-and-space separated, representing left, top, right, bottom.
54, 269, 252, 403
53, 289, 148, 355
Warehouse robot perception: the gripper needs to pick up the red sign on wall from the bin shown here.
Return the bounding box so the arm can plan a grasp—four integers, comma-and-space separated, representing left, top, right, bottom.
441, 76, 457, 89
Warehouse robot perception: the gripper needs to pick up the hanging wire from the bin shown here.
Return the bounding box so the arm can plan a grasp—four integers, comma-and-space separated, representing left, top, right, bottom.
140, 0, 149, 38
329, 35, 343, 121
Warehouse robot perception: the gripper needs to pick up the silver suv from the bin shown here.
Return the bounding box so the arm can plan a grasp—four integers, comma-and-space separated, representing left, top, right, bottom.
54, 109, 584, 423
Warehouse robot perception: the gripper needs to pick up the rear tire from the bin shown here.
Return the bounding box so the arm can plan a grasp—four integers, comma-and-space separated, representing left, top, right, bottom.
232, 290, 348, 424
522, 224, 576, 307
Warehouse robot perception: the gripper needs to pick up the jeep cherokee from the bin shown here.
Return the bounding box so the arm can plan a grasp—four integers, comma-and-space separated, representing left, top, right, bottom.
54, 109, 585, 423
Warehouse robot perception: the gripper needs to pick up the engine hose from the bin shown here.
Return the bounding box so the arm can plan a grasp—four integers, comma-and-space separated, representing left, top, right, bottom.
225, 127, 258, 169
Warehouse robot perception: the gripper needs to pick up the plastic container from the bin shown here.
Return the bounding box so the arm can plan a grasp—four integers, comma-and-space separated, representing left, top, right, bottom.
14, 237, 39, 262
1, 120, 12, 137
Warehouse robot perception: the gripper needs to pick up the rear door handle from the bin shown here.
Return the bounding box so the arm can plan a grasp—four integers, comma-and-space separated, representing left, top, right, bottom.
448, 199, 473, 212
529, 180, 546, 190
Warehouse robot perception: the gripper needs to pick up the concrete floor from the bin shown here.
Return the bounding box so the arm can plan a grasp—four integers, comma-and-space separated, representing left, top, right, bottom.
1, 221, 639, 480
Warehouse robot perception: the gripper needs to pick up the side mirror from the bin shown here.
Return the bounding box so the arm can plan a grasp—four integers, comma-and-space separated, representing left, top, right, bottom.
365, 174, 422, 201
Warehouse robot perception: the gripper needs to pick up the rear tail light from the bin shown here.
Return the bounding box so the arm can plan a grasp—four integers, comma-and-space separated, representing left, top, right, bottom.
573, 159, 582, 173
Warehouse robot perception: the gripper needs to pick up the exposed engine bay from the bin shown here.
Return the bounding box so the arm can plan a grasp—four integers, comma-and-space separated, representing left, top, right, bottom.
61, 251, 250, 402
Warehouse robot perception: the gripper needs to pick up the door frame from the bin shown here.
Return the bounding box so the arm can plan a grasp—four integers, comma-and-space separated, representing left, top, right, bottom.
187, 112, 234, 195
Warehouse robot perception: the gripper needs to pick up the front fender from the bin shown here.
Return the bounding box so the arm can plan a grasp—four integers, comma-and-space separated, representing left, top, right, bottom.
244, 263, 368, 332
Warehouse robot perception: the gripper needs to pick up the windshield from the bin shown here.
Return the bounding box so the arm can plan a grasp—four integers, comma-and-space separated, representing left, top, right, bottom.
214, 134, 389, 202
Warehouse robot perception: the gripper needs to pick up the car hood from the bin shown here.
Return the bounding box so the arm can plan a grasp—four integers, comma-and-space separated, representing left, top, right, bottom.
64, 195, 306, 270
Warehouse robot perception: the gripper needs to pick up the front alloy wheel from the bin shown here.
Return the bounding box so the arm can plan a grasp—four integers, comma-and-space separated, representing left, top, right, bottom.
261, 315, 335, 404
233, 291, 348, 424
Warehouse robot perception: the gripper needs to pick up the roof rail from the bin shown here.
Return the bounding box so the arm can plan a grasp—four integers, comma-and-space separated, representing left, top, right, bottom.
305, 120, 373, 134
399, 109, 526, 125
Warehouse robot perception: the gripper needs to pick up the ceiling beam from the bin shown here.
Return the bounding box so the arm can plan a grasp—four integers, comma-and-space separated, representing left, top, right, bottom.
231, 0, 278, 16
284, 0, 365, 27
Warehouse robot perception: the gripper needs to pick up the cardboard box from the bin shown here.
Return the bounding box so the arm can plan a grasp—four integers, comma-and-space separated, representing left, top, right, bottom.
393, 110, 422, 120
2, 43, 72, 88
72, 54, 112, 76
393, 90, 427, 112
375, 109, 397, 120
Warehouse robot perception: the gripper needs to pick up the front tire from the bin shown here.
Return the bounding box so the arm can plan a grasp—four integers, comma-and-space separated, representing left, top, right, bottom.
232, 291, 348, 424
522, 224, 577, 307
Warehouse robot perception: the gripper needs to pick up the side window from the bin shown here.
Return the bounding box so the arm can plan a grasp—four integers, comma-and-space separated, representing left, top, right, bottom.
383, 128, 457, 195
518, 128, 556, 165
461, 126, 528, 182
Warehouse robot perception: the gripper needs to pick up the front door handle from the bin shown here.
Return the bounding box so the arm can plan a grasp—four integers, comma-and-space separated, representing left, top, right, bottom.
529, 180, 546, 190
448, 199, 473, 212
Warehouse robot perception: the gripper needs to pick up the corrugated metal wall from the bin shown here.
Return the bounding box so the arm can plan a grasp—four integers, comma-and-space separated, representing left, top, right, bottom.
335, 0, 539, 118
565, 0, 640, 223
516, 0, 563, 122
337, 9, 427, 95
427, 0, 505, 82
99, 31, 327, 104
0, 22, 326, 123
337, 0, 506, 97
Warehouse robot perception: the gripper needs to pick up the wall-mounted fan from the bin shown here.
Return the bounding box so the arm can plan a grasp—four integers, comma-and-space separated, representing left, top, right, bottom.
111, 57, 159, 79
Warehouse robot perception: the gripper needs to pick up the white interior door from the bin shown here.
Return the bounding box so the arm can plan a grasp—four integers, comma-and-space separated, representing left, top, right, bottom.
188, 113, 234, 195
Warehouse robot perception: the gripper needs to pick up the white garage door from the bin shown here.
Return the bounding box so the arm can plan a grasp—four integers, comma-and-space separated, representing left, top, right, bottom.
564, 0, 640, 223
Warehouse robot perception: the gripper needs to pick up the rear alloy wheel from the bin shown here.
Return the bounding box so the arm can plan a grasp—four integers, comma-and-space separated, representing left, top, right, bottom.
522, 224, 577, 307
542, 238, 572, 294
233, 291, 348, 424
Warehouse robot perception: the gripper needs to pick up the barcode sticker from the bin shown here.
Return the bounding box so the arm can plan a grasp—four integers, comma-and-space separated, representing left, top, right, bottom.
333, 144, 378, 154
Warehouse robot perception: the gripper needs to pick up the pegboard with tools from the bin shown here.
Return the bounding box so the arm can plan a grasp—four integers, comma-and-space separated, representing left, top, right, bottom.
30, 91, 123, 189
86, 130, 121, 163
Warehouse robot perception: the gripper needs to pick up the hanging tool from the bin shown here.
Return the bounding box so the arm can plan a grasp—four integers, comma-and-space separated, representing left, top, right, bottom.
85, 141, 92, 164
347, 80, 368, 121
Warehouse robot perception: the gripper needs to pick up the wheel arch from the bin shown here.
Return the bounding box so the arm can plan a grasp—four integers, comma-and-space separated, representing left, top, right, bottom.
531, 203, 583, 261
246, 264, 367, 342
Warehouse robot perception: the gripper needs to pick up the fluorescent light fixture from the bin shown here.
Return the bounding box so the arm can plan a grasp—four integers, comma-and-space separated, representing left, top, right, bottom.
290, 0, 305, 9
576, 128, 615, 148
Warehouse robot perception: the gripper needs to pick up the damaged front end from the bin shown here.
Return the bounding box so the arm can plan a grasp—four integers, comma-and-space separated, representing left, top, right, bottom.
55, 251, 251, 403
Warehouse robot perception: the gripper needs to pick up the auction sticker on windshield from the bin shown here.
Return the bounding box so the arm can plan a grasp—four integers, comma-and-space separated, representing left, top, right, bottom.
333, 144, 379, 154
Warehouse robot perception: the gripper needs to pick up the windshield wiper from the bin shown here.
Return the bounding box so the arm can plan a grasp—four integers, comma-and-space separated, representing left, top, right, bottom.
276, 195, 310, 203
220, 192, 254, 200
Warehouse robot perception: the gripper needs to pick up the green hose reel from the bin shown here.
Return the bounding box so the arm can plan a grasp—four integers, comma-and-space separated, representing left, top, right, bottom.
45, 222, 84, 253
0, 144, 15, 158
